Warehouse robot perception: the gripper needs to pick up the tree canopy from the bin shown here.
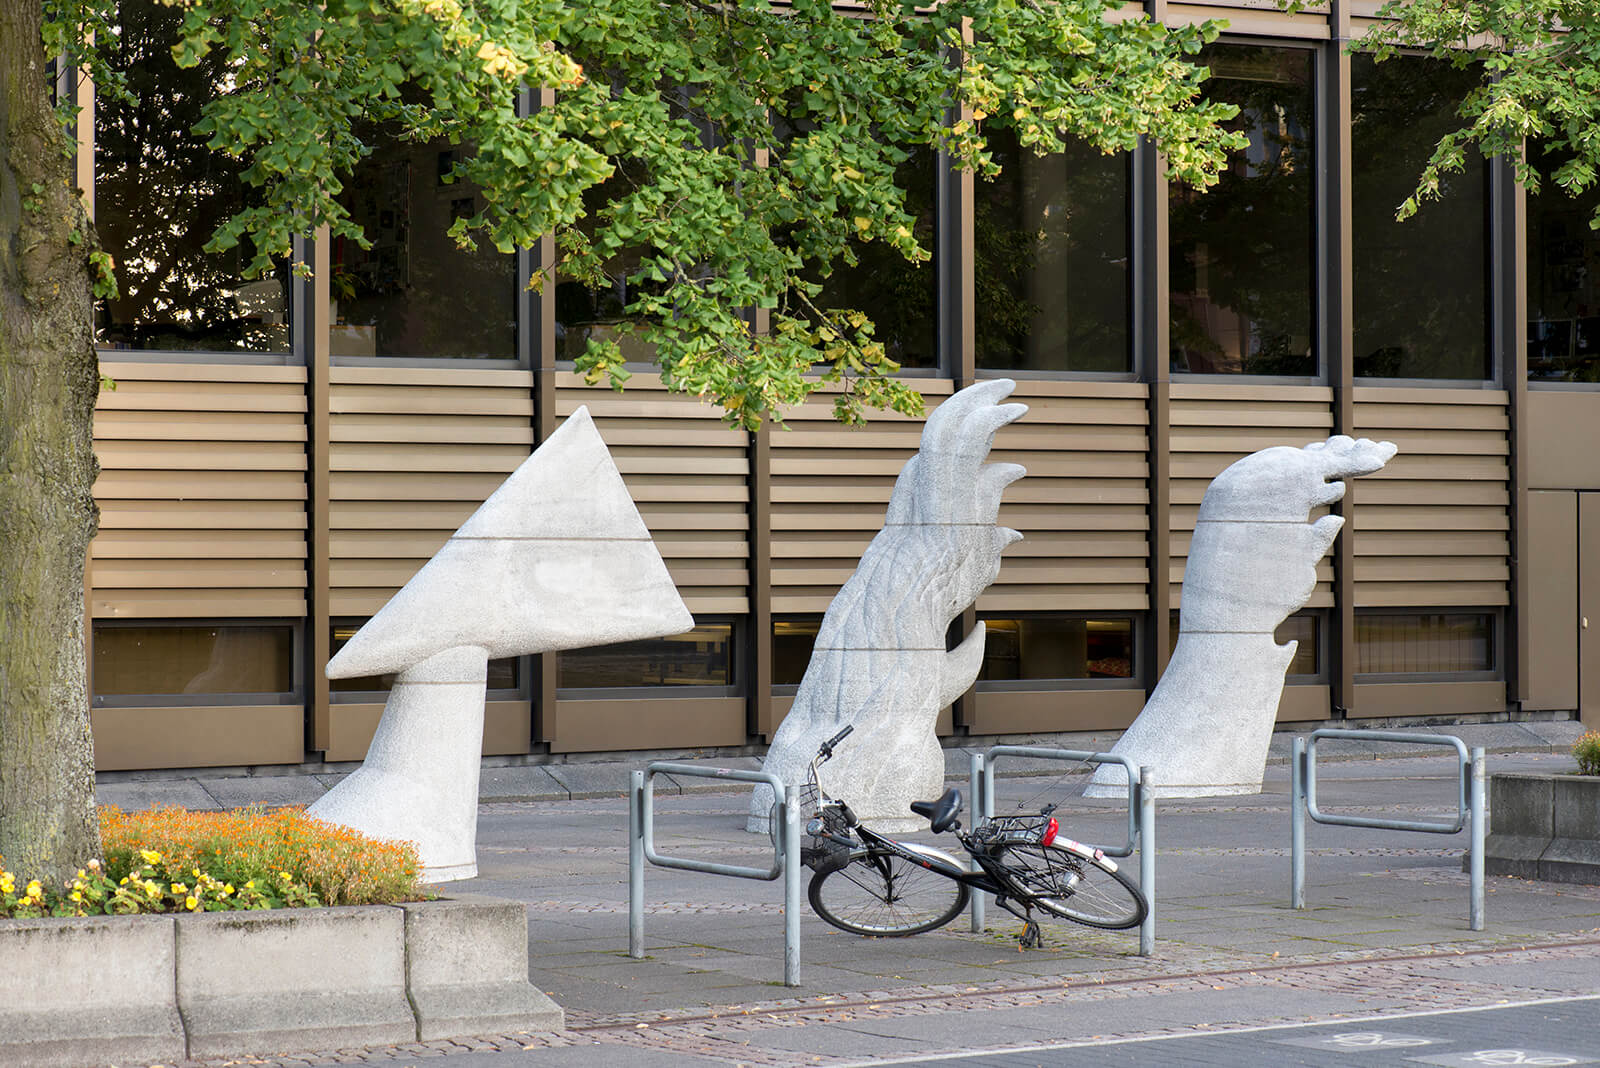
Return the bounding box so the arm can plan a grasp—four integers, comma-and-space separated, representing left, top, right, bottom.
47, 0, 1245, 428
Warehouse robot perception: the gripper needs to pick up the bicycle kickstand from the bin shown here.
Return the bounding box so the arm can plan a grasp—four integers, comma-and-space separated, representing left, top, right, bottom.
992, 895, 1043, 949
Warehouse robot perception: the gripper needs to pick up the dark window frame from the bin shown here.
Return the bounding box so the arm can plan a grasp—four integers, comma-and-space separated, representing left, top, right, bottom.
973, 611, 1145, 692
326, 618, 529, 703
555, 618, 741, 701
1352, 607, 1502, 682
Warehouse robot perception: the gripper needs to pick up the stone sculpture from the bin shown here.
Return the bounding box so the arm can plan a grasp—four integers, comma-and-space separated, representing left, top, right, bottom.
749, 380, 1028, 833
1086, 435, 1397, 799
310, 407, 693, 881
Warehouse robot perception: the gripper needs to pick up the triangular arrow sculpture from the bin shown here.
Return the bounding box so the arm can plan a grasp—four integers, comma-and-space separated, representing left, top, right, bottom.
309, 406, 692, 881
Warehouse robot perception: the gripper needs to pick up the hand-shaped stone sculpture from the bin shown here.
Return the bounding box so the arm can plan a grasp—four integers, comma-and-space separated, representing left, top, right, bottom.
1086, 435, 1397, 798
749, 380, 1027, 832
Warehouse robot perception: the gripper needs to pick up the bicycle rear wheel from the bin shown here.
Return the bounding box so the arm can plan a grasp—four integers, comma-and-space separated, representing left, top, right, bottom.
998, 842, 1147, 930
808, 848, 969, 936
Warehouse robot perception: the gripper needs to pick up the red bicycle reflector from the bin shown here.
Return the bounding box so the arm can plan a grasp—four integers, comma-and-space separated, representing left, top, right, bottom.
1040, 817, 1058, 847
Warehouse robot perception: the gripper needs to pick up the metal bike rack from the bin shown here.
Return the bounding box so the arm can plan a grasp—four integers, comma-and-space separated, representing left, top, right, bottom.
628, 763, 803, 986
970, 746, 1156, 956
1290, 729, 1487, 931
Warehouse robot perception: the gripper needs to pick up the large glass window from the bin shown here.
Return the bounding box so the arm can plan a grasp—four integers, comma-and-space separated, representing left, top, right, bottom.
95, 0, 292, 354
974, 129, 1130, 373
1170, 44, 1315, 376
558, 623, 735, 690
977, 615, 1135, 683
1527, 144, 1600, 382
329, 125, 517, 359
773, 618, 822, 687
1355, 611, 1495, 675
92, 622, 296, 704
1172, 609, 1321, 677
1352, 54, 1490, 380
328, 622, 521, 695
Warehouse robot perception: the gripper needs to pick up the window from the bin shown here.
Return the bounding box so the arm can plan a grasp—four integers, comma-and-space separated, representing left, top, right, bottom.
1526, 143, 1600, 383
1355, 611, 1495, 676
977, 615, 1136, 684
329, 125, 517, 360
92, 622, 297, 705
328, 622, 522, 696
974, 129, 1131, 373
95, 0, 293, 355
558, 623, 735, 691
1170, 44, 1315, 376
773, 618, 822, 687
1351, 54, 1490, 380
1172, 610, 1322, 678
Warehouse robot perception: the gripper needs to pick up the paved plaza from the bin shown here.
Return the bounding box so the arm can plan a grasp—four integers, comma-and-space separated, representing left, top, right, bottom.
94, 722, 1600, 1066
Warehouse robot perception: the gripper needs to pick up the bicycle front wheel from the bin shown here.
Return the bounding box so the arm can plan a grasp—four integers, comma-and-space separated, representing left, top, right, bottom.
998, 843, 1147, 930
808, 848, 969, 937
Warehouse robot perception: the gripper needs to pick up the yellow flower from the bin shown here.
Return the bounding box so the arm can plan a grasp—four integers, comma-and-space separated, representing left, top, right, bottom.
185, 895, 198, 911
25, 880, 42, 899
144, 881, 160, 899
87, 859, 101, 872
170, 882, 187, 895
278, 871, 291, 882
138, 849, 162, 865
245, 880, 256, 890
222, 884, 234, 896
69, 890, 83, 903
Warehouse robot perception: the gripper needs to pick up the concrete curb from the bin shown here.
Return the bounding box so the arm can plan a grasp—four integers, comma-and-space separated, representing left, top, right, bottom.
1, 895, 558, 1066
0, 914, 184, 1068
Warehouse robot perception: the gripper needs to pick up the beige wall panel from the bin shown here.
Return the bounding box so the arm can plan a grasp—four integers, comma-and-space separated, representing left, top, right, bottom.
554, 375, 752, 620
91, 363, 309, 622
1525, 391, 1600, 490
1352, 391, 1510, 610
766, 694, 954, 738
548, 697, 747, 753
1347, 680, 1508, 719
324, 701, 530, 763
329, 370, 537, 619
968, 688, 1145, 735
1166, 3, 1330, 38
1579, 495, 1600, 726
771, 382, 1150, 620
93, 705, 304, 771
1277, 684, 1332, 723
1524, 491, 1579, 711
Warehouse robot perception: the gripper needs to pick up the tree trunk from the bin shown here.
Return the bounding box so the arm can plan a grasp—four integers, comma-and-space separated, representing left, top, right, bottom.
0, 3, 104, 884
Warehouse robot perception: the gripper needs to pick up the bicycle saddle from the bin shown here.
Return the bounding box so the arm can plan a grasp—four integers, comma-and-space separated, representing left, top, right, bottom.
909, 787, 962, 834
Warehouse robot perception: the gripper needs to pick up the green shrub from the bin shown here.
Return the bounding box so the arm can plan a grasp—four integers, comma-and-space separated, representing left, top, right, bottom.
1575, 731, 1600, 777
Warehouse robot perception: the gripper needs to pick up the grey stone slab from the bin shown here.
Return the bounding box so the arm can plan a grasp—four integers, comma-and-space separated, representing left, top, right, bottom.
665, 757, 765, 794
95, 778, 222, 812
199, 773, 329, 810
1518, 718, 1590, 749
401, 894, 564, 1038
545, 762, 655, 799
0, 915, 184, 1068
479, 766, 569, 802
176, 906, 416, 1058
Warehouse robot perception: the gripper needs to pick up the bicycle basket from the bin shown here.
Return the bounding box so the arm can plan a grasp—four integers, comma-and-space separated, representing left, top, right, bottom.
801, 806, 853, 874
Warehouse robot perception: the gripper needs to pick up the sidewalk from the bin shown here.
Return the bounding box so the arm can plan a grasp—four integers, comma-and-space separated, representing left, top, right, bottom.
101, 720, 1600, 1067
94, 718, 1588, 813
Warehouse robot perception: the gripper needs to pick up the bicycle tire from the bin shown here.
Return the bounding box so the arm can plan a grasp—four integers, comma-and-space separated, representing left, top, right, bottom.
997, 842, 1147, 930
808, 847, 969, 937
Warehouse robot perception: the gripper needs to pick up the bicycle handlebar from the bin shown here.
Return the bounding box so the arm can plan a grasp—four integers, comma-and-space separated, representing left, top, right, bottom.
819, 724, 854, 758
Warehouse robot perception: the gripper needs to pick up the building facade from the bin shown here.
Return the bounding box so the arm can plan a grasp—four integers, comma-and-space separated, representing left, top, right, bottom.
81, 0, 1599, 772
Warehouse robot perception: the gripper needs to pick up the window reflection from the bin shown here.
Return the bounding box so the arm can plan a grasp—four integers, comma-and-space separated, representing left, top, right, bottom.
330, 124, 516, 359
1355, 611, 1494, 674
95, 0, 292, 354
978, 616, 1134, 681
1352, 54, 1490, 380
773, 618, 822, 687
558, 624, 735, 689
974, 131, 1130, 372
1170, 45, 1315, 376
1527, 143, 1600, 382
93, 623, 295, 701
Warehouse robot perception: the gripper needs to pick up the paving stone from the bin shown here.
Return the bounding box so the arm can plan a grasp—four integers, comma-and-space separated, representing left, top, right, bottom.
478, 766, 568, 802
95, 778, 223, 812
544, 762, 659, 799
198, 774, 329, 810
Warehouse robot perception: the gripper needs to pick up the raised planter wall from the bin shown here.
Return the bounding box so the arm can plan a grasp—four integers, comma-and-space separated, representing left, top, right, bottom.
0, 894, 562, 1068
1483, 773, 1600, 884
